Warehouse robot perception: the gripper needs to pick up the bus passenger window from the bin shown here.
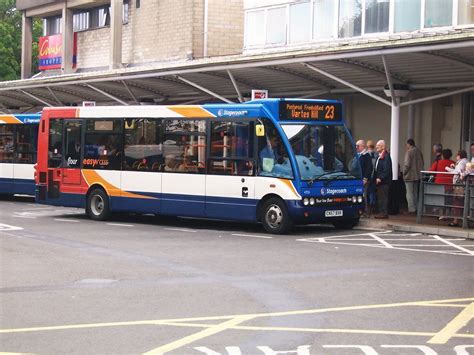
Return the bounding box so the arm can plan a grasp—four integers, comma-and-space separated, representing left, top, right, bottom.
0, 125, 14, 163
123, 118, 162, 171
16, 125, 38, 164
83, 119, 123, 170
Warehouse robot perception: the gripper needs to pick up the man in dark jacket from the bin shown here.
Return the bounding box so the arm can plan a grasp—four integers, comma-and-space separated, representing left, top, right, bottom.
374, 140, 392, 219
356, 140, 373, 215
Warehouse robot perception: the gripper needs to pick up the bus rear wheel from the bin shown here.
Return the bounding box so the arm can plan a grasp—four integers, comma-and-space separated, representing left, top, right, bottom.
332, 218, 359, 230
260, 197, 292, 234
86, 188, 111, 221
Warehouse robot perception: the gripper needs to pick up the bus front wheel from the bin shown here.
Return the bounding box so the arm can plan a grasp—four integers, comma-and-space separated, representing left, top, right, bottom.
332, 218, 359, 230
86, 188, 111, 221
260, 197, 292, 234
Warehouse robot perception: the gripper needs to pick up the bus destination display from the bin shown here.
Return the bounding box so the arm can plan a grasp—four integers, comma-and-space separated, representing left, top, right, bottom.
279, 101, 342, 121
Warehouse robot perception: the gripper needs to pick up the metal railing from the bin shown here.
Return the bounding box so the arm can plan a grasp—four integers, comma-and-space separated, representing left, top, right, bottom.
417, 171, 473, 229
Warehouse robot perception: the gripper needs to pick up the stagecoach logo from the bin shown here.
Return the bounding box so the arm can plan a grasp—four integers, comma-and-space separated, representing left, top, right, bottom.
320, 187, 347, 196
217, 109, 248, 117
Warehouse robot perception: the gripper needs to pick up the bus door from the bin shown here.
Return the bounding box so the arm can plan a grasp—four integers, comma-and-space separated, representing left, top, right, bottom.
0, 124, 14, 193
61, 120, 83, 189
205, 121, 256, 221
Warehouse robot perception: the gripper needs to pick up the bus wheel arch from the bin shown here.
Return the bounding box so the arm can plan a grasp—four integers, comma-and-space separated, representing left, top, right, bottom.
257, 194, 292, 234
86, 185, 111, 221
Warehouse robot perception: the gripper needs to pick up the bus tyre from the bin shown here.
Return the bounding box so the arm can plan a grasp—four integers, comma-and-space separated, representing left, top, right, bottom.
260, 197, 292, 234
87, 188, 111, 221
332, 218, 359, 230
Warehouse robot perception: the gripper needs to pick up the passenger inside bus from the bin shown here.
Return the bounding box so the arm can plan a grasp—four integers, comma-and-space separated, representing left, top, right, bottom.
258, 134, 293, 178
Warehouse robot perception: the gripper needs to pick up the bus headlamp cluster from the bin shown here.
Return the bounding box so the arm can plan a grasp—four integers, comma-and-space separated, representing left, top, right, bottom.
302, 195, 363, 206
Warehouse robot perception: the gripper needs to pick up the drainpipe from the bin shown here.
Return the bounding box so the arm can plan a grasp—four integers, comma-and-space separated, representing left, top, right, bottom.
203, 0, 208, 57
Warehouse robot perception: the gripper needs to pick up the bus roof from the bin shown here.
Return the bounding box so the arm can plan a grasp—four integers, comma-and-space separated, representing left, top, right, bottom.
0, 114, 41, 124
41, 98, 344, 122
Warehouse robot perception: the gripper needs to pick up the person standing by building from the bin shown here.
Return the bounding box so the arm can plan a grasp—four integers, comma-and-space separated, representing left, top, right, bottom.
431, 143, 443, 170
366, 140, 377, 215
403, 139, 424, 214
445, 150, 468, 227
374, 140, 392, 219
356, 140, 373, 216
470, 142, 474, 163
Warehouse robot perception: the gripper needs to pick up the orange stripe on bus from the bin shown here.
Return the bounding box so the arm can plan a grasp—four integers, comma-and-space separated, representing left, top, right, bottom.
82, 170, 155, 199
0, 115, 23, 124
168, 106, 215, 118
279, 179, 301, 199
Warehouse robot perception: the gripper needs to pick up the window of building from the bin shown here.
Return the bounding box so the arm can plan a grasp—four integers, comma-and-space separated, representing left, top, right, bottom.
162, 120, 206, 173
338, 0, 362, 38
266, 7, 287, 45
208, 121, 255, 176
83, 119, 123, 170
73, 11, 90, 32
313, 0, 337, 40
72, 1, 129, 32
394, 0, 421, 32
458, 0, 474, 25
425, 0, 453, 27
365, 0, 389, 33
123, 118, 163, 171
289, 2, 311, 44
245, 10, 265, 47
0, 125, 14, 163
43, 16, 61, 36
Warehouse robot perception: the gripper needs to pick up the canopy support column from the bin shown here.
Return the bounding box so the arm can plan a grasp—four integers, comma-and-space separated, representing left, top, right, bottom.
390, 98, 400, 181
407, 104, 415, 140
121, 80, 139, 104
47, 87, 63, 105
176, 75, 233, 103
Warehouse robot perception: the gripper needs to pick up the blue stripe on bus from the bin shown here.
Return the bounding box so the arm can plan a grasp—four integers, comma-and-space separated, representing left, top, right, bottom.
0, 177, 35, 195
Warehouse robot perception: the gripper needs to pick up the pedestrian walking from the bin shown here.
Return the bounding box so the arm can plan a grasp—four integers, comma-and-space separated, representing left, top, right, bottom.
356, 140, 373, 216
402, 139, 424, 214
373, 140, 392, 219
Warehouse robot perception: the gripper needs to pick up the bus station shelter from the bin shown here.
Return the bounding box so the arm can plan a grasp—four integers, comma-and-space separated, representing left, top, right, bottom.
0, 31, 473, 178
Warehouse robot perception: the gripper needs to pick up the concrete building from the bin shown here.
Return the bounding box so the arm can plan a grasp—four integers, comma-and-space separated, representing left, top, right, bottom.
1, 0, 473, 177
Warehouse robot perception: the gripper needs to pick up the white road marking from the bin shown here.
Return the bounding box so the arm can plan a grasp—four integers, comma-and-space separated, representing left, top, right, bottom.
231, 233, 273, 239
164, 228, 197, 233
54, 219, 80, 223
106, 223, 134, 227
323, 345, 378, 355
11, 215, 36, 219
431, 235, 474, 256
0, 224, 23, 231
381, 345, 437, 354
369, 233, 393, 248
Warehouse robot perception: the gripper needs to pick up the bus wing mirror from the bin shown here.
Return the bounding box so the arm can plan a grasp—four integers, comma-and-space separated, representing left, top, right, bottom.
255, 124, 265, 137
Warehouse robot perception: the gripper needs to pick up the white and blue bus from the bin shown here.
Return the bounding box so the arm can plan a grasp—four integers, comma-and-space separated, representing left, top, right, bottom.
0, 114, 40, 196
35, 99, 363, 233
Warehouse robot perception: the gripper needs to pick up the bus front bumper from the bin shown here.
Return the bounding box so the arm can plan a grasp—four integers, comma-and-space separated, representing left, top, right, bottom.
287, 200, 364, 224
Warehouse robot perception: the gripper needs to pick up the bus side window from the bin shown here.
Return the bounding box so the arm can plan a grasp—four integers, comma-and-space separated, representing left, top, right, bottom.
0, 125, 15, 163
48, 119, 63, 168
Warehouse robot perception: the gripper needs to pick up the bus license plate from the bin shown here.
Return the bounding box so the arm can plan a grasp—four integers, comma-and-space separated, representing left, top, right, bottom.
325, 210, 343, 217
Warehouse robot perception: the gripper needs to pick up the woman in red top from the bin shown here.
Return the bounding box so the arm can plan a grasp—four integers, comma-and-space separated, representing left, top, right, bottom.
430, 149, 455, 184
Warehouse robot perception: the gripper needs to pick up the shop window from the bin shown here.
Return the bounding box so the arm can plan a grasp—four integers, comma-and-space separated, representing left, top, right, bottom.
162, 120, 206, 173
425, 0, 453, 27
43, 16, 61, 36
209, 121, 254, 176
83, 119, 123, 170
0, 125, 14, 163
338, 0, 362, 38
364, 0, 389, 33
394, 0, 421, 32
123, 118, 163, 171
289, 2, 311, 44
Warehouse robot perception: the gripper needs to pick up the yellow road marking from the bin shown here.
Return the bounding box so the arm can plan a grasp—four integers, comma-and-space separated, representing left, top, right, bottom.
143, 315, 255, 355
428, 302, 474, 344
1, 297, 473, 335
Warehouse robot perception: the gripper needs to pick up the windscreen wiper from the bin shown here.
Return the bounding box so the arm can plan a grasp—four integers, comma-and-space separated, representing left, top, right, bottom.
308, 172, 338, 186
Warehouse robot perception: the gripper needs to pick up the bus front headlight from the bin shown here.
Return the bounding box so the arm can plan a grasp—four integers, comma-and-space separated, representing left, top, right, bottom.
352, 196, 357, 203
309, 198, 315, 205
357, 196, 363, 203
303, 198, 309, 206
